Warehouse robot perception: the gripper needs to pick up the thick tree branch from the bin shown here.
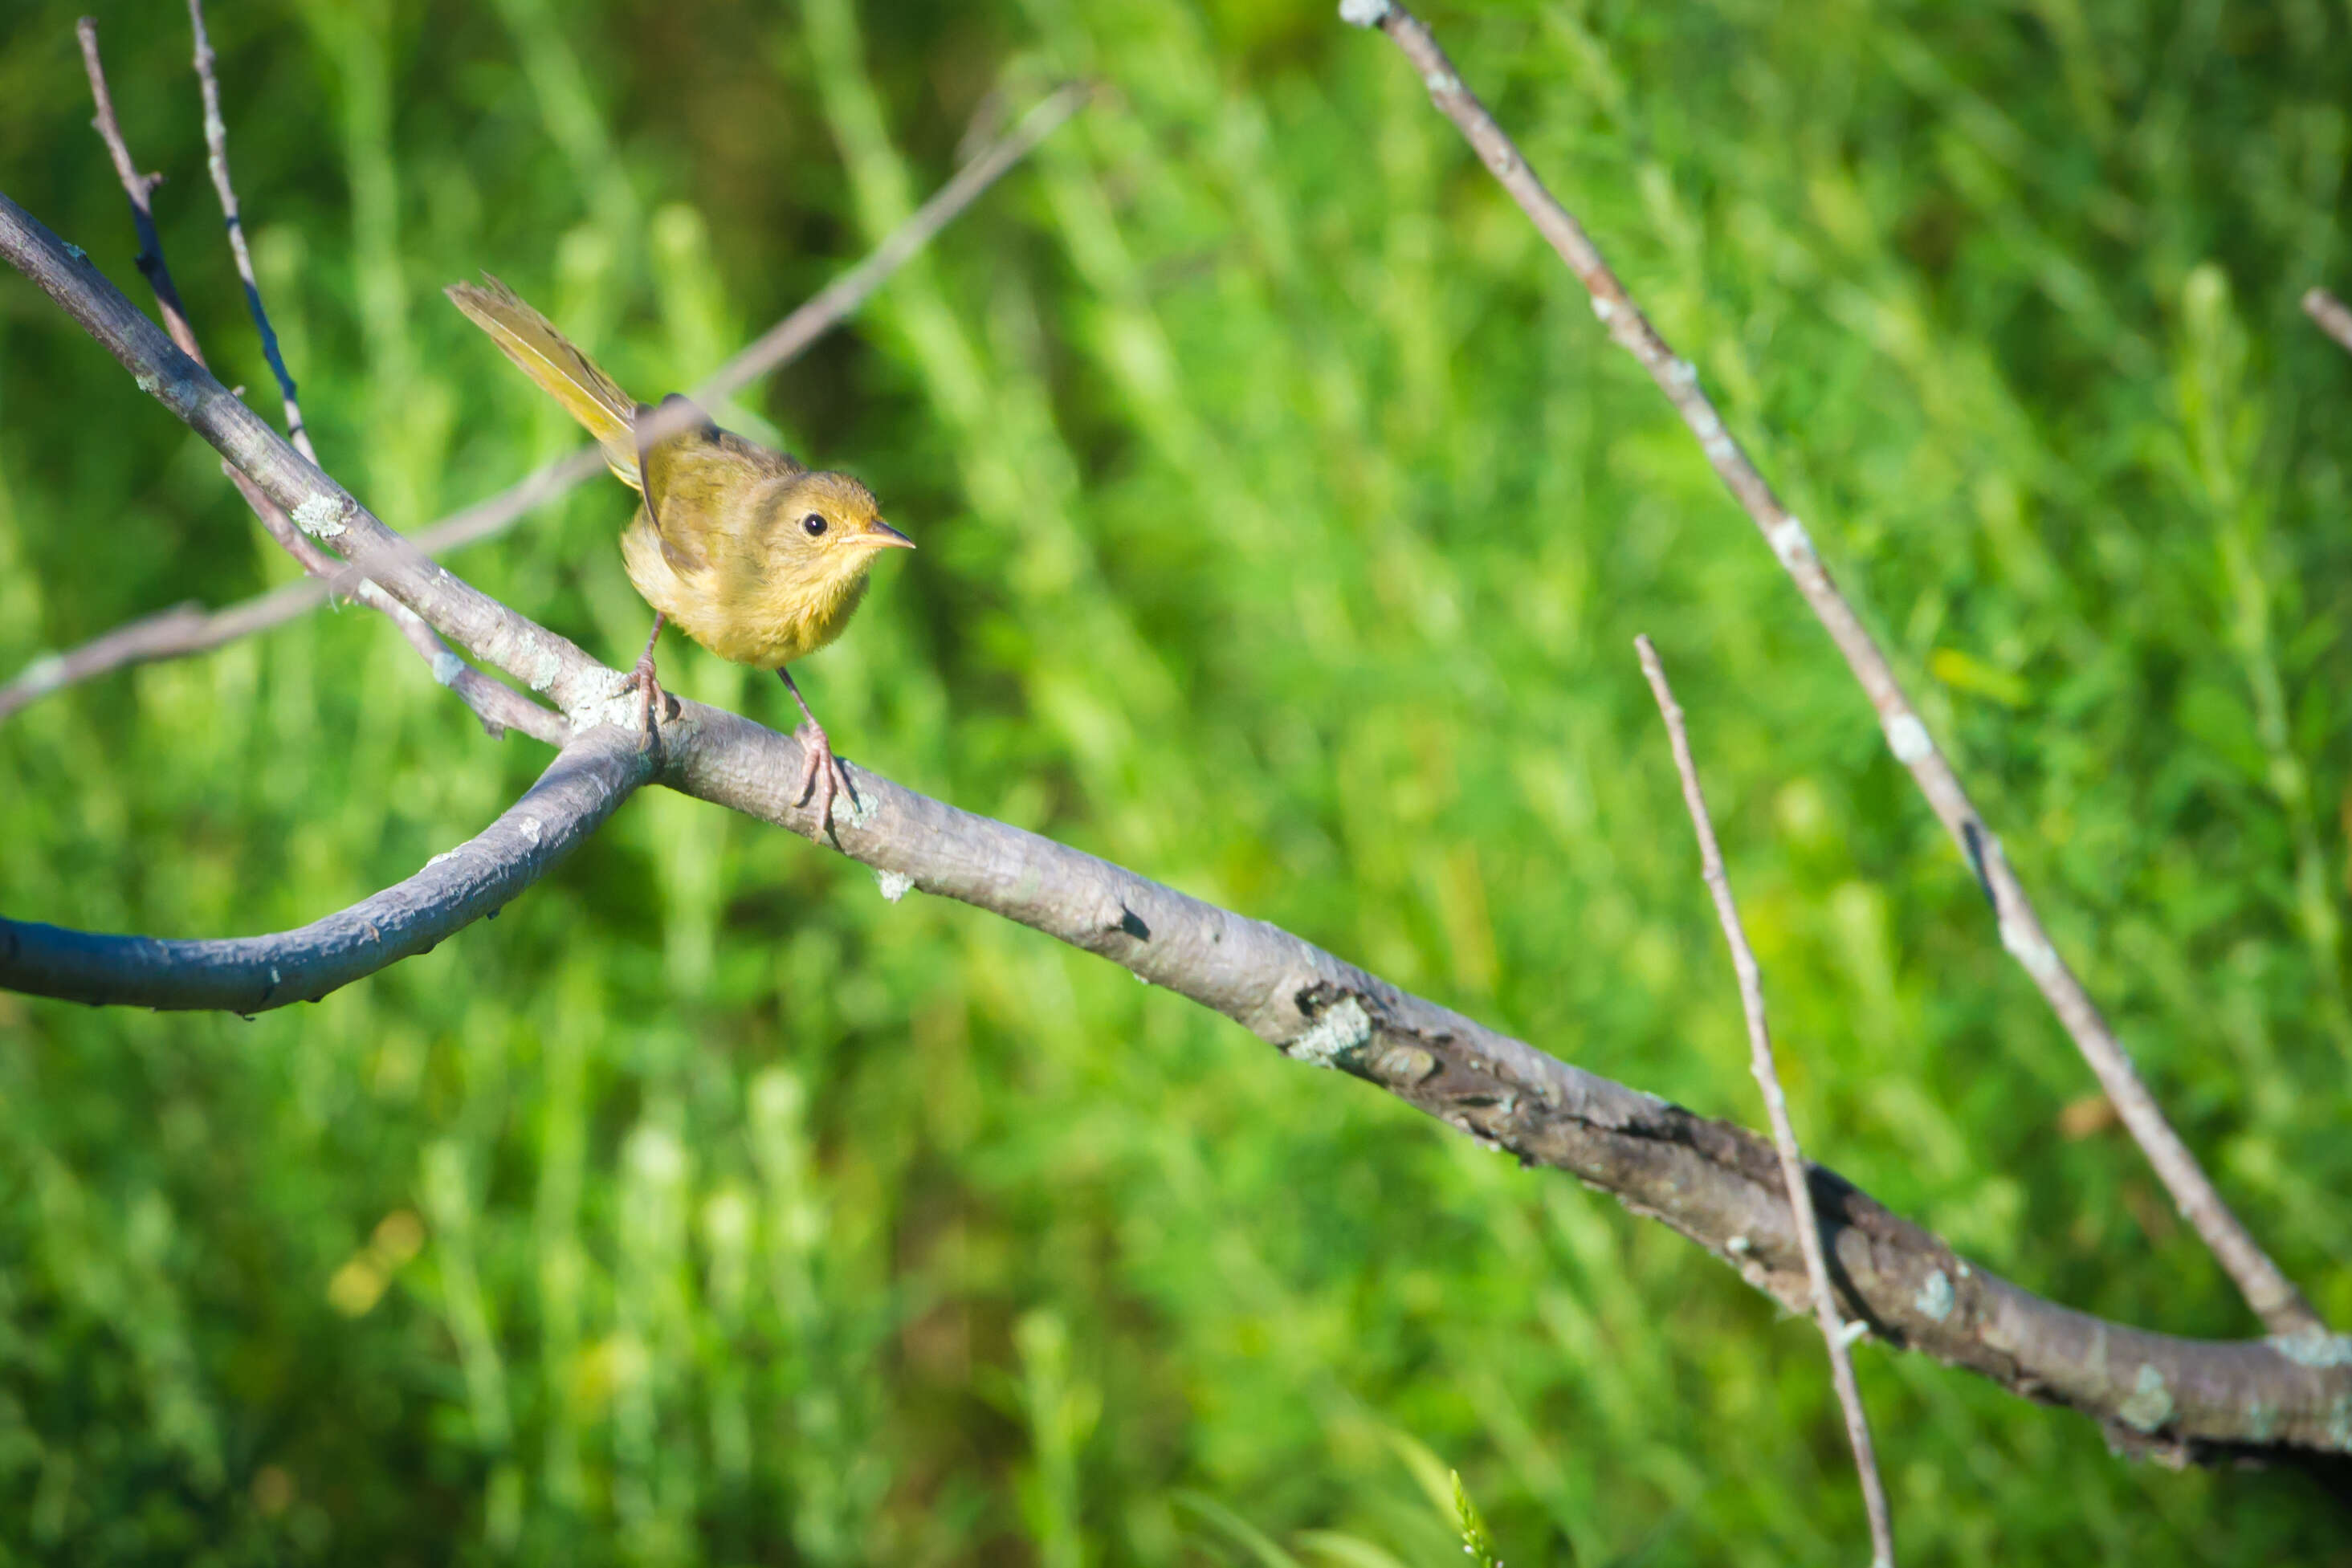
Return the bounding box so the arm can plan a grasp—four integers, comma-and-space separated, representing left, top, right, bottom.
0, 724, 646, 1012
660, 703, 2352, 1464
0, 82, 1087, 723
6, 132, 2350, 1467
1638, 636, 1894, 1566
1338, 0, 2322, 1342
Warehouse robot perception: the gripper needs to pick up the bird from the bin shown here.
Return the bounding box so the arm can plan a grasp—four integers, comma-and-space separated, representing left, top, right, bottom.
446, 275, 912, 833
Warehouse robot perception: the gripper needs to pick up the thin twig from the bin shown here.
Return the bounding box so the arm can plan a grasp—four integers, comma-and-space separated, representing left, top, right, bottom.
0, 601, 208, 722
1636, 635, 1894, 1568
10, 180, 2352, 1461
1340, 0, 2321, 1341
71, 18, 557, 742
699, 81, 1090, 411
74, 18, 200, 360
190, 0, 312, 461
0, 81, 1089, 721
2305, 287, 2352, 359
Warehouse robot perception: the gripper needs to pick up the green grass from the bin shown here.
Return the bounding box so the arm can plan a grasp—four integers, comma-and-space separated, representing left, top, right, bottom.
4, 0, 2351, 1561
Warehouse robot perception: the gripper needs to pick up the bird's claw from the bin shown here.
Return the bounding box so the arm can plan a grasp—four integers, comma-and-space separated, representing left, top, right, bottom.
793, 719, 858, 835
628, 654, 670, 751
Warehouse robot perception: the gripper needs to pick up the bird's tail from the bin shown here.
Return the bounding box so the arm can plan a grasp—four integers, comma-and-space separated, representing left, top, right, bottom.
446, 275, 644, 492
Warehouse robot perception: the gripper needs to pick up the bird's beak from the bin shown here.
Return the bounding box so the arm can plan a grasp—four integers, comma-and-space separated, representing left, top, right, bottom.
862, 519, 916, 550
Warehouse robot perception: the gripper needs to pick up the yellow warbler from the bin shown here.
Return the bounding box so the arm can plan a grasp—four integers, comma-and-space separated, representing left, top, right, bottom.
447, 275, 911, 830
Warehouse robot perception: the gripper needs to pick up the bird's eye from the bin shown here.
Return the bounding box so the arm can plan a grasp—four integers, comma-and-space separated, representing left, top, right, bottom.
801, 512, 828, 536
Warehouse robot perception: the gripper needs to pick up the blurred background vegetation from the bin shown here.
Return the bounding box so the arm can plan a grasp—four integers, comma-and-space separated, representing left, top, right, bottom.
3, 0, 2350, 1560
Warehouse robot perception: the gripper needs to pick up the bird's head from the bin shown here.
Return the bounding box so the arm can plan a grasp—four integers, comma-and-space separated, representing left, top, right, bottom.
767, 470, 914, 584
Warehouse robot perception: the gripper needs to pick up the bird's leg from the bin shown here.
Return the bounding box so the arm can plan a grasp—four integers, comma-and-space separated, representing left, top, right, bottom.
629, 612, 668, 745
780, 666, 856, 833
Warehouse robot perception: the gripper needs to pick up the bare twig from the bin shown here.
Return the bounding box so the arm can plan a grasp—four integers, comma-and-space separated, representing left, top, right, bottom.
0, 601, 209, 722
1339, 0, 2321, 1341
2305, 287, 2352, 359
72, 19, 556, 742
2, 724, 646, 1010
1637, 635, 1894, 1568
74, 18, 200, 360
190, 0, 312, 461
6, 180, 2352, 1462
0, 82, 1088, 722
699, 82, 1089, 411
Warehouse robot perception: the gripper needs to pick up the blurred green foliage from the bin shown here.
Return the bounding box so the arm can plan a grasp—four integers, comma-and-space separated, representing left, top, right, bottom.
3, 0, 2351, 1561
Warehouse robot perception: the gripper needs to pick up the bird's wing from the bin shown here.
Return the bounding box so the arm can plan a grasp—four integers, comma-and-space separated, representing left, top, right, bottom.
634, 394, 741, 575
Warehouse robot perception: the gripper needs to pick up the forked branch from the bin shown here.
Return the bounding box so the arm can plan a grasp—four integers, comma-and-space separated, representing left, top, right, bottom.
76, 16, 557, 742
1339, 0, 2322, 1342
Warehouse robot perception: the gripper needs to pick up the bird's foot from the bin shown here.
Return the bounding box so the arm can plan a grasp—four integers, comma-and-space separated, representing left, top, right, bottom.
793, 718, 858, 835
627, 653, 671, 750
